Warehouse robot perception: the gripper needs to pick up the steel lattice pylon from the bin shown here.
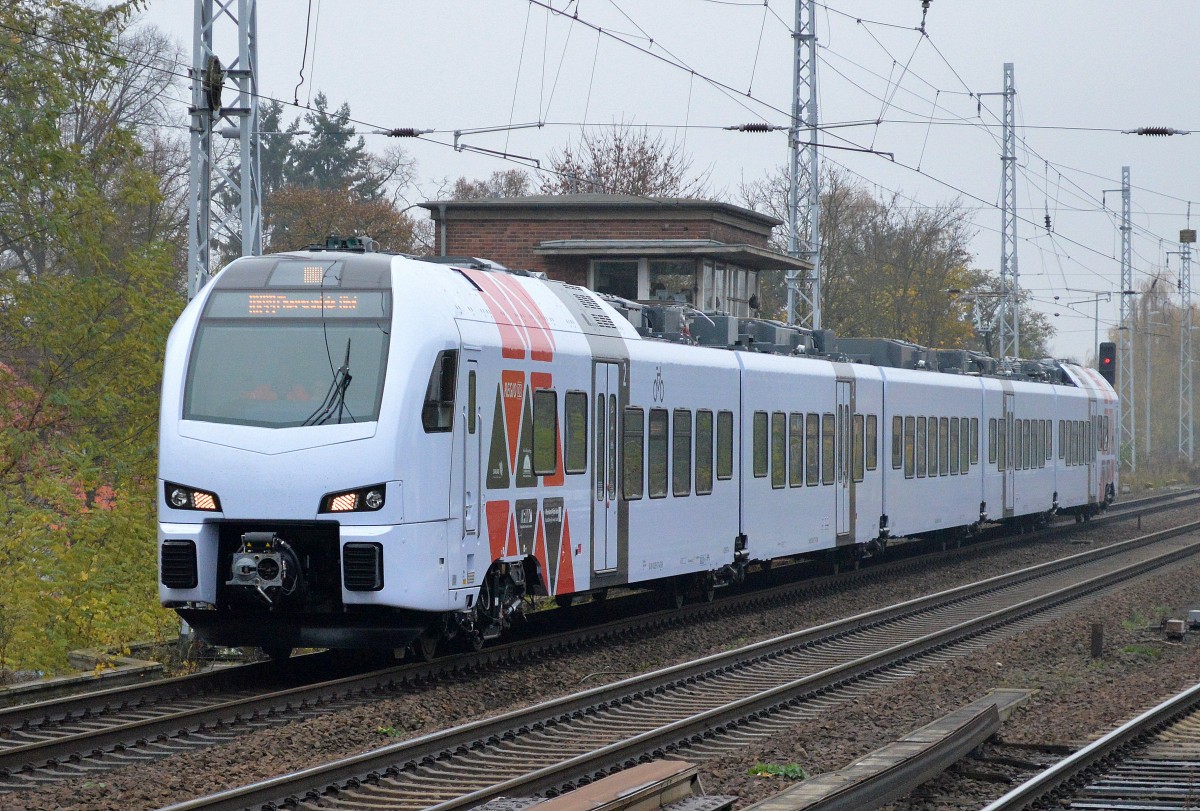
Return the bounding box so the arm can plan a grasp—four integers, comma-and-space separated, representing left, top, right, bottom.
1118, 166, 1136, 471
1180, 240, 1193, 462
785, 0, 820, 329
997, 63, 1019, 360
188, 0, 262, 300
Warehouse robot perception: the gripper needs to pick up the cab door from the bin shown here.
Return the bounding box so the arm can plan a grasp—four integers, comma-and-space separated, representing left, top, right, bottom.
462, 359, 481, 536
592, 362, 620, 572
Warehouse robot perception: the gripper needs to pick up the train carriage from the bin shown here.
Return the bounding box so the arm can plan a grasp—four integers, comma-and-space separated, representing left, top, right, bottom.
158, 249, 1118, 657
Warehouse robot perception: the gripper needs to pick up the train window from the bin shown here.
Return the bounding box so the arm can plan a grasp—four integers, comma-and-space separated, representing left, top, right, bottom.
622, 407, 644, 500
1058, 420, 1065, 461
1014, 420, 1023, 469
595, 395, 606, 497
421, 350, 458, 433
1044, 420, 1052, 462
988, 418, 997, 463
608, 396, 618, 499
468, 371, 477, 434
866, 414, 878, 471
717, 410, 734, 480
696, 410, 714, 496
789, 413, 804, 487
949, 418, 960, 474
648, 409, 669, 498
1086, 420, 1093, 460
853, 414, 865, 482
753, 412, 768, 478
915, 417, 927, 478
903, 416, 916, 479
823, 413, 837, 485
1023, 420, 1032, 469
997, 419, 1007, 471
532, 390, 558, 476
926, 415, 937, 476
939, 417, 949, 475
960, 417, 970, 473
806, 413, 820, 485
971, 418, 979, 465
564, 392, 588, 474
771, 412, 786, 490
673, 410, 693, 497
1033, 420, 1042, 468
891, 416, 902, 469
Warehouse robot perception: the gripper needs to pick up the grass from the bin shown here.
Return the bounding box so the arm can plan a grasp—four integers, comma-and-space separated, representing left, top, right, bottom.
747, 762, 809, 780
1121, 644, 1162, 659
376, 725, 401, 737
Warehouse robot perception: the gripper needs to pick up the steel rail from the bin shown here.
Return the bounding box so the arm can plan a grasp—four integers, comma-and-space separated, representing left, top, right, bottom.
0, 489, 1193, 786
156, 521, 1200, 811
980, 681, 1200, 811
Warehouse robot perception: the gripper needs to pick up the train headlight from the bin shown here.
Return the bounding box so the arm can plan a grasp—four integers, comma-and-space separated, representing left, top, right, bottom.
320, 484, 386, 513
165, 482, 222, 512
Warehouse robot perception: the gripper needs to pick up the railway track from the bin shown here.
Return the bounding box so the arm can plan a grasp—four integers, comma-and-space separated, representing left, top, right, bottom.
982, 679, 1200, 811
0, 488, 1193, 794
155, 517, 1200, 811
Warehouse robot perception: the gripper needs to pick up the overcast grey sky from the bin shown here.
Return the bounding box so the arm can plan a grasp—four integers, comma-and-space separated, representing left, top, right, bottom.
137, 1, 1200, 362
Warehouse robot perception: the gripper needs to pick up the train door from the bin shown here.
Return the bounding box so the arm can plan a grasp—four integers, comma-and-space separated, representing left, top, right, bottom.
462, 359, 481, 537
1003, 392, 1015, 514
835, 379, 852, 536
1088, 398, 1098, 502
592, 362, 620, 572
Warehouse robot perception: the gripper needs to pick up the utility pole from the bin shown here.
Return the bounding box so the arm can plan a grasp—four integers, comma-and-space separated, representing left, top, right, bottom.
1180, 223, 1195, 462
188, 0, 262, 300
997, 62, 1019, 359
1118, 167, 1136, 471
786, 0, 820, 329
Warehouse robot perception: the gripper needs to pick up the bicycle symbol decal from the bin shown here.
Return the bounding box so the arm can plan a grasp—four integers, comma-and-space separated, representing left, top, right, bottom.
652, 366, 665, 403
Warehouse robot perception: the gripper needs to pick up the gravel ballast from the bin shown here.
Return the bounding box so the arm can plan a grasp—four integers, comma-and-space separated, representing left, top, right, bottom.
8, 503, 1200, 811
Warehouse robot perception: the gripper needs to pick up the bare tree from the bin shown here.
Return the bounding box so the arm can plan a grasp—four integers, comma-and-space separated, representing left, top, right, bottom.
540, 124, 709, 197
450, 169, 533, 200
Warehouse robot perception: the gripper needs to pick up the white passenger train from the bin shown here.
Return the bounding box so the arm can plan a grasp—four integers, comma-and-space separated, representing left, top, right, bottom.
158, 248, 1118, 658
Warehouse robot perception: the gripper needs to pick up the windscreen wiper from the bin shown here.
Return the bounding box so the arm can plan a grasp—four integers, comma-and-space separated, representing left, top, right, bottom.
303, 339, 355, 426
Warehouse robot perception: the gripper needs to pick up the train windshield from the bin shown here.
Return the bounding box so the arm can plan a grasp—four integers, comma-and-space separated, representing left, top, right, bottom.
183, 289, 391, 428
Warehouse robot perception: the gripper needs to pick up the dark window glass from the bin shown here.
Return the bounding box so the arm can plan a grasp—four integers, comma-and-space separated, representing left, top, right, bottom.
866, 414, 878, 471
648, 409, 668, 498
853, 413, 865, 482
916, 417, 927, 478
421, 351, 458, 433
949, 417, 960, 474
939, 417, 950, 475
988, 417, 997, 463
622, 408, 644, 500
998, 418, 1008, 471
970, 417, 979, 465
717, 410, 734, 480
789, 413, 804, 487
753, 411, 768, 478
467, 370, 476, 434
960, 416, 970, 473
806, 413, 820, 485
771, 412, 786, 489
903, 416, 915, 479
696, 410, 714, 495
928, 415, 939, 477
565, 392, 587, 474
532, 389, 557, 475
673, 409, 692, 496
823, 413, 836, 485
594, 395, 605, 497
891, 415, 903, 469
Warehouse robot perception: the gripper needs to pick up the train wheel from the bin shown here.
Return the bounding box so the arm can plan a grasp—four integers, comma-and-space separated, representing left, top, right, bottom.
415, 630, 439, 662
669, 579, 686, 609
555, 594, 577, 609
263, 646, 292, 664
700, 576, 716, 604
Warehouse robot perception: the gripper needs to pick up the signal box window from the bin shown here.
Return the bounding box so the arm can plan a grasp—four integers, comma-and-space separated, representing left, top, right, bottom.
696, 410, 714, 495
648, 409, 669, 498
716, 410, 734, 480
622, 407, 644, 500
565, 392, 588, 474
422, 350, 457, 433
